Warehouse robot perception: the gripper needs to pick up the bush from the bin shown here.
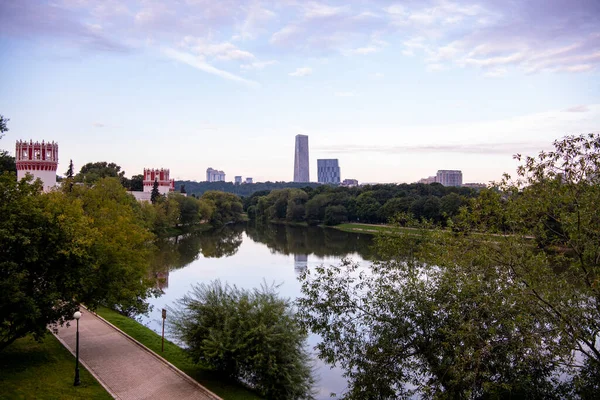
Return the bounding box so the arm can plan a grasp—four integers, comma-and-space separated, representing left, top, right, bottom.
168, 281, 314, 399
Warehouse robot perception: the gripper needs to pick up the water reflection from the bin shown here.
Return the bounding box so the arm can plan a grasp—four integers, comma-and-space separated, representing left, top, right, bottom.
245, 222, 376, 260
294, 254, 308, 274
144, 223, 375, 399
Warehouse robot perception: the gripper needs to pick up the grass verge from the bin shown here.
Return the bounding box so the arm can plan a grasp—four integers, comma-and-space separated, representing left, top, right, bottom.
94, 306, 262, 400
0, 333, 112, 400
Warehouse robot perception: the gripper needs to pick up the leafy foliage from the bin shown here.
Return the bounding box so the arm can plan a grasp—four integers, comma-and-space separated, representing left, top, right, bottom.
298, 134, 600, 398
168, 281, 314, 399
200, 191, 244, 227
250, 183, 478, 226
0, 175, 155, 350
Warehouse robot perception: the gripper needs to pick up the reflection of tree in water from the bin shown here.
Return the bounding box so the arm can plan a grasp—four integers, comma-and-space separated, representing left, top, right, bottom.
196, 224, 244, 258
148, 225, 245, 289
245, 223, 377, 260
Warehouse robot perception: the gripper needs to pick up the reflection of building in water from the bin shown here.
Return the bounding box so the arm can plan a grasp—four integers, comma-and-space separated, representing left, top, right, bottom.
155, 270, 169, 290
294, 254, 308, 273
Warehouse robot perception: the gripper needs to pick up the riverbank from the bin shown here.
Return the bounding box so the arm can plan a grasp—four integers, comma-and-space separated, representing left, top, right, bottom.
330, 222, 421, 236
95, 306, 262, 400
0, 333, 112, 399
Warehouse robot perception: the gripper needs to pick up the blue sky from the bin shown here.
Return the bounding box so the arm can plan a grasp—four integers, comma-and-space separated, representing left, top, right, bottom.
1, 0, 599, 184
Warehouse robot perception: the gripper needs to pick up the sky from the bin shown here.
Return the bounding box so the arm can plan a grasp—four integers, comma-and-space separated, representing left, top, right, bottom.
0, 0, 599, 184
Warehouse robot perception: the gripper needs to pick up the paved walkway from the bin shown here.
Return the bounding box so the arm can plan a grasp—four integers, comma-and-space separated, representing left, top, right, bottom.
53, 310, 221, 400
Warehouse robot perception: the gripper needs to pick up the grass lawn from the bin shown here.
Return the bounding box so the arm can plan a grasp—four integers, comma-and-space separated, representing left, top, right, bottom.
0, 333, 112, 400
94, 306, 262, 400
332, 223, 423, 236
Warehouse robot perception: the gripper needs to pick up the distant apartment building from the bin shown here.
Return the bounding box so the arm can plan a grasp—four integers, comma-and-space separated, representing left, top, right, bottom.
245, 177, 253, 184
206, 168, 225, 182
317, 159, 341, 184
418, 176, 437, 184
234, 176, 242, 185
341, 179, 359, 187
436, 170, 463, 187
293, 134, 310, 182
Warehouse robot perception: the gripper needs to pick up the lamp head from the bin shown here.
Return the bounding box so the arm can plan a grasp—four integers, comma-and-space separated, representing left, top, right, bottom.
73, 311, 82, 320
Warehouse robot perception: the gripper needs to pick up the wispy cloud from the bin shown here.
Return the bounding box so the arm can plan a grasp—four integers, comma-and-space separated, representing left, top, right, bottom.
289, 67, 313, 77
334, 91, 356, 97
92, 122, 105, 128
315, 142, 548, 155
240, 60, 277, 70
162, 48, 260, 87
564, 105, 590, 113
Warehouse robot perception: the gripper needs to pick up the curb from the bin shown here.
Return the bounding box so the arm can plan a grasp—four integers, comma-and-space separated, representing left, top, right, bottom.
84, 307, 222, 400
50, 327, 122, 399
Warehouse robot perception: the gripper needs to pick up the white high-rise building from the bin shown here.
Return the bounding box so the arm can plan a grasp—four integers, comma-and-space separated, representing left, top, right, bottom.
436, 170, 463, 187
15, 140, 58, 192
206, 168, 226, 182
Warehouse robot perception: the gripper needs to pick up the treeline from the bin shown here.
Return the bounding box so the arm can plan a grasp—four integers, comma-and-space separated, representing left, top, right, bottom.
143, 190, 244, 236
245, 183, 480, 226
175, 180, 322, 197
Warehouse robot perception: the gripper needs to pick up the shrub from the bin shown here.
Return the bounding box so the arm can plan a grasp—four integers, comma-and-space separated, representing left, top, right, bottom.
168, 281, 314, 399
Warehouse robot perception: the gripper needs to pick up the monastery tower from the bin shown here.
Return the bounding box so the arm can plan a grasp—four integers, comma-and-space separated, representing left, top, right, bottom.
16, 140, 58, 192
143, 168, 175, 194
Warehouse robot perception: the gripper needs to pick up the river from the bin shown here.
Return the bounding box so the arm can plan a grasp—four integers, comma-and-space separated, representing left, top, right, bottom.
140, 223, 377, 399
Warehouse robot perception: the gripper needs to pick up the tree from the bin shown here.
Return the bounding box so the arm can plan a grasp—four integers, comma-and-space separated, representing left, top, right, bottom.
0, 115, 8, 139
297, 134, 600, 398
130, 174, 144, 191
200, 191, 244, 227
168, 281, 314, 399
0, 175, 155, 350
150, 179, 160, 204
0, 115, 15, 174
75, 161, 128, 187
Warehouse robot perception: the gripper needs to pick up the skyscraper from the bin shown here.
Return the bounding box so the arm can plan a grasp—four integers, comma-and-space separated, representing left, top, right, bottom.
293, 134, 309, 182
317, 159, 341, 184
436, 170, 463, 187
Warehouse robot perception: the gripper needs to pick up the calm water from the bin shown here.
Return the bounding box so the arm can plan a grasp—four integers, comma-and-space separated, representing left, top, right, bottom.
141, 223, 376, 399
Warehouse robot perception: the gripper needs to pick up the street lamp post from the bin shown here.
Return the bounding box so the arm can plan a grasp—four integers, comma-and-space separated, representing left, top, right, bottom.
73, 310, 82, 386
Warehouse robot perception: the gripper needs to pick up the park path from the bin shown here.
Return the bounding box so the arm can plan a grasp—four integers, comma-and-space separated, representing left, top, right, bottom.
53, 309, 221, 400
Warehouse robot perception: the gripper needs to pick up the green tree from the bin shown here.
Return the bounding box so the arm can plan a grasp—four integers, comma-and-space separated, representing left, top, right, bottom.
150, 179, 160, 204
298, 134, 600, 398
0, 175, 155, 350
75, 161, 129, 187
168, 281, 314, 399
200, 191, 244, 227
323, 205, 348, 226
0, 115, 15, 174
0, 115, 8, 139
130, 174, 144, 191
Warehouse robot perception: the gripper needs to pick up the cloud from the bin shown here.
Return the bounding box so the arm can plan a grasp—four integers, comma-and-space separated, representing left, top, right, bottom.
303, 2, 348, 19
2, 0, 598, 75
162, 48, 260, 87
289, 67, 313, 77
484, 67, 507, 78
240, 60, 278, 70
92, 122, 105, 128
181, 36, 255, 61
564, 105, 590, 113
371, 72, 384, 79
395, 1, 600, 74
315, 142, 548, 155
0, 0, 131, 53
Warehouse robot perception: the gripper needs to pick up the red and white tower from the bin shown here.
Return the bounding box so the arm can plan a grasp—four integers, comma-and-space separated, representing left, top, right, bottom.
16, 140, 58, 191
143, 168, 175, 194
